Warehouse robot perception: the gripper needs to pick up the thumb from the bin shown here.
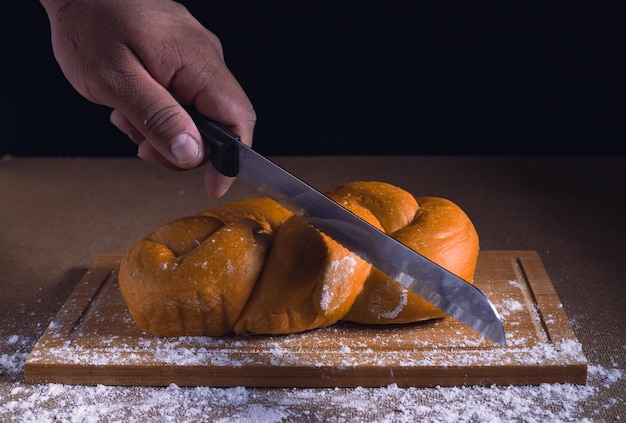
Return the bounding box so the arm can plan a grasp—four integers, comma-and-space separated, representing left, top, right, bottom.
116, 75, 205, 170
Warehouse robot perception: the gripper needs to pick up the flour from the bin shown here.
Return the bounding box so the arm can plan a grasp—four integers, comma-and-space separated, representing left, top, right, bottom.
2, 279, 623, 423
4, 336, 625, 422
371, 287, 409, 320
1, 346, 623, 422
500, 298, 524, 316
0, 335, 31, 379
0, 351, 28, 377
320, 256, 358, 313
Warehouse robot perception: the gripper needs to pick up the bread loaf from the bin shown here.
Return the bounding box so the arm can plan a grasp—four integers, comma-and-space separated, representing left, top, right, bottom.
118, 182, 479, 336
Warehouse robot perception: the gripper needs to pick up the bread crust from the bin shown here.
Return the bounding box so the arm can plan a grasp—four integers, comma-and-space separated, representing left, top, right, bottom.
118, 182, 479, 336
342, 196, 479, 324
232, 216, 371, 334
118, 199, 291, 336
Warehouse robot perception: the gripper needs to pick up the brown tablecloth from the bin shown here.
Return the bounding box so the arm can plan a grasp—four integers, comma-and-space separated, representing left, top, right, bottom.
1, 155, 624, 421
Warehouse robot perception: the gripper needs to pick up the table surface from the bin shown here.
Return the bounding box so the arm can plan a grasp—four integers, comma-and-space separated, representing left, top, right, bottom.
1, 155, 624, 422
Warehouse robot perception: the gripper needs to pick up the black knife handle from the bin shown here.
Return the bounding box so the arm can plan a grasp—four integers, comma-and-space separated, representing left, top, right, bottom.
186, 107, 240, 177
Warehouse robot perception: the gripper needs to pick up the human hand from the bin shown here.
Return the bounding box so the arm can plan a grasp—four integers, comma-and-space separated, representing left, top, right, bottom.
40, 0, 256, 197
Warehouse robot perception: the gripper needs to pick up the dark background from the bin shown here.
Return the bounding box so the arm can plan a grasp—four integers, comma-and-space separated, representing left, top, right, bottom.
3, 2, 624, 157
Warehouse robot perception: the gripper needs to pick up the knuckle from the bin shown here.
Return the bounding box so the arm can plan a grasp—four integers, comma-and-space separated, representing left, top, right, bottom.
207, 32, 223, 51
141, 103, 181, 137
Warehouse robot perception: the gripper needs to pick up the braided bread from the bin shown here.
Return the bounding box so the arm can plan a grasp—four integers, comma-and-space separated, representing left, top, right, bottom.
118, 182, 479, 336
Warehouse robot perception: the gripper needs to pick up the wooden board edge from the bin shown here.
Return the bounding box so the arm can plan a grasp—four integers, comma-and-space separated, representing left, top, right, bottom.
491, 250, 588, 384
24, 254, 121, 381
22, 360, 589, 388
24, 251, 588, 387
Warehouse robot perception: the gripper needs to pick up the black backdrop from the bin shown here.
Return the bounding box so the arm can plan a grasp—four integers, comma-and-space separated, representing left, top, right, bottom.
3, 2, 624, 157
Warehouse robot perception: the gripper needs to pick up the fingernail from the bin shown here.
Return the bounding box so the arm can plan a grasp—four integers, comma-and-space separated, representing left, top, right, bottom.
170, 133, 200, 164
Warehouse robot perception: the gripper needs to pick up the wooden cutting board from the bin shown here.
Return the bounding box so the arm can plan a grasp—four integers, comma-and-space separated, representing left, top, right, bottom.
24, 251, 587, 388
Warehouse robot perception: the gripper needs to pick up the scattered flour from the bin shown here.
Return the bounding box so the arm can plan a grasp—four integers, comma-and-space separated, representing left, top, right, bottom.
0, 335, 31, 380
1, 334, 623, 422
374, 288, 409, 320
0, 351, 28, 378
501, 298, 524, 314
1, 367, 623, 422
320, 256, 357, 313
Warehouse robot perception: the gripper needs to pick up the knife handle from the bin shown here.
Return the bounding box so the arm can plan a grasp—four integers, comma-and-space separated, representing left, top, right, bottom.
186, 107, 240, 177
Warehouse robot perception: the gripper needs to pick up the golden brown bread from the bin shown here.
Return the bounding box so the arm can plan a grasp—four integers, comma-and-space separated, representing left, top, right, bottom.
118, 198, 292, 336
342, 196, 479, 324
231, 216, 372, 334
118, 182, 479, 336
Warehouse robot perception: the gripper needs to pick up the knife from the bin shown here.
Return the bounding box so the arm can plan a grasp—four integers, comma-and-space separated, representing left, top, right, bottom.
188, 108, 506, 345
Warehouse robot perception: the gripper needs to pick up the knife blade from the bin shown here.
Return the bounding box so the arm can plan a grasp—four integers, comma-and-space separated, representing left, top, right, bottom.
188, 108, 506, 345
